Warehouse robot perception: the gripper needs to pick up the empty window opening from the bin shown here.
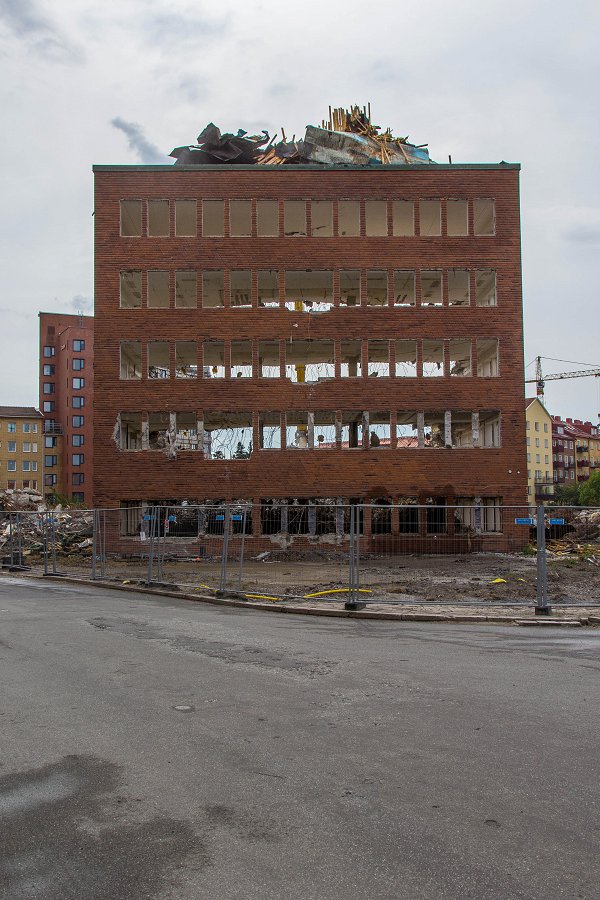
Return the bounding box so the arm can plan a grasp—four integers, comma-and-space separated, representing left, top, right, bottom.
175, 270, 196, 308
426, 497, 447, 533
455, 498, 503, 533
175, 412, 199, 450
371, 498, 392, 533
450, 411, 474, 447
369, 411, 391, 447
204, 412, 252, 459
446, 200, 468, 236
393, 270, 415, 306
481, 498, 502, 532
393, 200, 414, 236
203, 200, 224, 236
259, 412, 281, 449
120, 200, 142, 236
340, 269, 361, 307
338, 200, 360, 236
395, 340, 417, 377
121, 412, 143, 450
202, 270, 224, 308
314, 411, 336, 449
285, 340, 334, 382
341, 411, 365, 448
148, 342, 170, 379
476, 269, 497, 306
340, 340, 362, 377
396, 412, 419, 449
422, 341, 444, 377
149, 412, 170, 450
423, 412, 446, 448
231, 340, 252, 378
284, 201, 306, 236
448, 269, 470, 306
175, 342, 197, 378
421, 271, 442, 307
365, 201, 387, 236
287, 500, 311, 535
366, 270, 388, 307
477, 339, 499, 376
419, 200, 441, 236
367, 340, 389, 377
148, 200, 169, 237
120, 271, 141, 308
204, 340, 225, 378
398, 498, 419, 532
312, 499, 340, 535
449, 340, 472, 376
231, 270, 252, 307
286, 411, 309, 449
261, 500, 284, 535
474, 199, 495, 235
230, 200, 252, 236
258, 269, 279, 308
480, 410, 501, 447
311, 201, 333, 236
285, 270, 333, 312
120, 342, 141, 379
147, 270, 170, 308
257, 200, 279, 236
175, 200, 196, 236
259, 341, 280, 378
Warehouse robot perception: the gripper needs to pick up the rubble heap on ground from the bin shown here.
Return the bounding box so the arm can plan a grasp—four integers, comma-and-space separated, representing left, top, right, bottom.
0, 489, 93, 560
171, 105, 432, 167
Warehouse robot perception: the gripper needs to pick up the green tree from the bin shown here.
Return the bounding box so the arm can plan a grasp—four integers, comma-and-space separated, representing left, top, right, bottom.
554, 482, 580, 506
579, 471, 600, 506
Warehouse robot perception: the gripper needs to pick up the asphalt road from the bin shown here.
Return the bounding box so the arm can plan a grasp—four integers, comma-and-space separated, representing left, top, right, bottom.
0, 576, 599, 900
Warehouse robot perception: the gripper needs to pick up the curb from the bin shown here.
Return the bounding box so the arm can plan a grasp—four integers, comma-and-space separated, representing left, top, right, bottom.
18, 573, 598, 627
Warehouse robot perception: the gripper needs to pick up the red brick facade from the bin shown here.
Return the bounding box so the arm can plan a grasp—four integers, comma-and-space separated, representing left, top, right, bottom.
93, 164, 527, 535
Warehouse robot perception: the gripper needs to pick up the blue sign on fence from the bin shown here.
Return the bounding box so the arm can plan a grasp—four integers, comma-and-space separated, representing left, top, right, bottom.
168, 515, 177, 522
232, 515, 243, 521
515, 517, 536, 525
215, 515, 225, 522
548, 518, 565, 525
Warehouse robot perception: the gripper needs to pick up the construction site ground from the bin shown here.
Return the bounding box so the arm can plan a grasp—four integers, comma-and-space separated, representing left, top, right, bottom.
14, 550, 600, 623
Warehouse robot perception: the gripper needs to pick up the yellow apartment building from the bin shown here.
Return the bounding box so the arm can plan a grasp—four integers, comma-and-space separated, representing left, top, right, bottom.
0, 407, 44, 494
525, 397, 554, 503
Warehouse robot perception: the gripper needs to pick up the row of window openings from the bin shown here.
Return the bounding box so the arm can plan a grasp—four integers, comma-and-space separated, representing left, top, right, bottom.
44, 454, 84, 466
0, 422, 38, 433
42, 379, 85, 392
526, 437, 549, 448
2, 442, 38, 452
120, 339, 499, 381
527, 454, 551, 465
120, 499, 503, 537
44, 435, 84, 448
117, 410, 501, 456
3, 460, 38, 472
43, 416, 85, 428
42, 388, 85, 407
42, 341, 85, 357
5, 480, 38, 490
42, 360, 85, 375
554, 471, 576, 481
44, 474, 85, 486
121, 199, 496, 238
526, 421, 549, 432
554, 455, 576, 464
119, 269, 497, 310
552, 439, 575, 450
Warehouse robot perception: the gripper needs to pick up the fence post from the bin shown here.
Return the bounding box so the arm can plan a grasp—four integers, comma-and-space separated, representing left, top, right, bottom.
219, 504, 230, 592
345, 503, 366, 610
535, 504, 551, 615
147, 506, 156, 585
43, 511, 49, 575
92, 509, 98, 579
238, 505, 247, 591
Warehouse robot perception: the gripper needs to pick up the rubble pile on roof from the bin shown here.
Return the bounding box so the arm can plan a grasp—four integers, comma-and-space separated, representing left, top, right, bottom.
170, 105, 432, 167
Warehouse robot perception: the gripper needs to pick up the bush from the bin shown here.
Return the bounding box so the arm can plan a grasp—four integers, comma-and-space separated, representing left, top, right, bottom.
579, 471, 600, 507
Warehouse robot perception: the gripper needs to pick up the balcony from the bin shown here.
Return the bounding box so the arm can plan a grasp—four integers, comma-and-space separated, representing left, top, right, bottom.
43, 422, 63, 435
576, 444, 588, 453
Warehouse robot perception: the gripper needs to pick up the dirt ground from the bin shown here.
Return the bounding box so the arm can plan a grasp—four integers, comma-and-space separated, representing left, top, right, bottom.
16, 548, 600, 619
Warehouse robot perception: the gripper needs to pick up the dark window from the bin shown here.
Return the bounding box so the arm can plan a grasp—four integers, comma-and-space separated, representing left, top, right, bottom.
44, 474, 57, 486
72, 454, 84, 465
72, 434, 84, 447
73, 359, 85, 371
72, 378, 85, 389
43, 346, 55, 358
72, 492, 84, 502
43, 383, 55, 394
73, 339, 85, 351
72, 415, 84, 427
72, 397, 85, 408
72, 473, 85, 485
44, 455, 57, 467
43, 364, 55, 375
43, 401, 55, 412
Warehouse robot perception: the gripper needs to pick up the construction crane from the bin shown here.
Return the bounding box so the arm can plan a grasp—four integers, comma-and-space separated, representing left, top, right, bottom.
525, 356, 600, 399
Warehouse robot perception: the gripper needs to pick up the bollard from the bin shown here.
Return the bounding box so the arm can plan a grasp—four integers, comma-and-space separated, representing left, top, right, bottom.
535, 504, 551, 615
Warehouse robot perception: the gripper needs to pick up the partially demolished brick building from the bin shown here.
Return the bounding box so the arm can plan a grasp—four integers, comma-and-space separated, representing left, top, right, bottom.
93, 106, 527, 548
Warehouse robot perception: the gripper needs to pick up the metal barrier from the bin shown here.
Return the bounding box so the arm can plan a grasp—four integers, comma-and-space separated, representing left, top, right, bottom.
1, 502, 599, 611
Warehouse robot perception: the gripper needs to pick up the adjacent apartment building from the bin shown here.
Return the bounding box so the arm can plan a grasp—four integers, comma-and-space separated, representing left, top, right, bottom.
525, 397, 554, 502
39, 312, 94, 505
0, 407, 43, 492
93, 126, 527, 549
552, 416, 600, 487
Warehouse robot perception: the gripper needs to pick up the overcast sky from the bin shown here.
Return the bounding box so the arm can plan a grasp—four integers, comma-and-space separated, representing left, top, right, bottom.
0, 0, 598, 421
